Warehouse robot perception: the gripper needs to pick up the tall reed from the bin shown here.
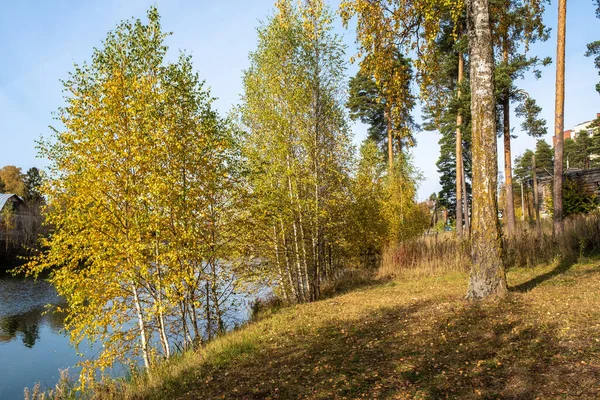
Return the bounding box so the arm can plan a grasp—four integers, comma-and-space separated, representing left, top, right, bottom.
379, 213, 600, 278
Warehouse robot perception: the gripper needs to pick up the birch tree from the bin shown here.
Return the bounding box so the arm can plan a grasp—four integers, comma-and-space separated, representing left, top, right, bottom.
26, 8, 243, 386
240, 0, 353, 303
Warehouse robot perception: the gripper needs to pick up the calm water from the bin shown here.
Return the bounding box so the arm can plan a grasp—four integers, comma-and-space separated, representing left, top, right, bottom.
0, 271, 267, 399
0, 272, 100, 399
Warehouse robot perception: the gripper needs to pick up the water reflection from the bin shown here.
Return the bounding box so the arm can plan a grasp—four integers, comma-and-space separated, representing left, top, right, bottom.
0, 273, 78, 399
0, 275, 65, 346
0, 272, 268, 399
0, 305, 66, 348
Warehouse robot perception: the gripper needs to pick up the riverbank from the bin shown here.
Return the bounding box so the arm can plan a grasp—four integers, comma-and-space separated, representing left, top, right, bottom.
81, 256, 600, 399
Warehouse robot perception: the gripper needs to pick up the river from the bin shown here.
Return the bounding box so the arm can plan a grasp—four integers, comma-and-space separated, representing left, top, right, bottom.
0, 270, 267, 399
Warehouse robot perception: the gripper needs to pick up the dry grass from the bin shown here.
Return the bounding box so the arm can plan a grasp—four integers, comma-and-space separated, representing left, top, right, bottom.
24, 370, 75, 400
380, 213, 600, 278
93, 255, 600, 399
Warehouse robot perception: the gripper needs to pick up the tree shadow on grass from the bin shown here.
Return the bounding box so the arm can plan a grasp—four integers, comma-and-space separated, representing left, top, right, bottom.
320, 272, 392, 300
156, 295, 599, 400
510, 257, 577, 293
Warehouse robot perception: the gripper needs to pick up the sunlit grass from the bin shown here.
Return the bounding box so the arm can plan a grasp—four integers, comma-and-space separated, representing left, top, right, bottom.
88, 255, 600, 399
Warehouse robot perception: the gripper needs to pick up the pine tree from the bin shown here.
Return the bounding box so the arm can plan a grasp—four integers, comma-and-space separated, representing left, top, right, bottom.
553, 0, 567, 237
347, 73, 386, 148
466, 0, 508, 299
23, 168, 44, 205
535, 139, 554, 174
490, 0, 550, 235
346, 51, 416, 166
514, 149, 534, 181
340, 0, 457, 168
422, 20, 472, 232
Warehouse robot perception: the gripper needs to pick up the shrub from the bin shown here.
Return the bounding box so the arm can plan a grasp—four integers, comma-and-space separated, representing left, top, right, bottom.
563, 178, 599, 217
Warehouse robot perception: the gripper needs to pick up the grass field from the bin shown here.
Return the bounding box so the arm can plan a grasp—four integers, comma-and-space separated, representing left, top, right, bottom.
100, 256, 600, 399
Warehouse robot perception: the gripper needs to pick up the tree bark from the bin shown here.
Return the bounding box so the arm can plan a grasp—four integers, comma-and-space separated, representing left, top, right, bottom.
527, 190, 533, 223
205, 280, 212, 341
154, 239, 170, 359
520, 180, 525, 221
462, 155, 471, 236
466, 0, 508, 299
386, 106, 393, 171
273, 225, 291, 303
533, 155, 542, 236
280, 219, 299, 302
286, 161, 306, 302
132, 282, 151, 372
502, 80, 516, 235
456, 52, 465, 239
553, 0, 567, 238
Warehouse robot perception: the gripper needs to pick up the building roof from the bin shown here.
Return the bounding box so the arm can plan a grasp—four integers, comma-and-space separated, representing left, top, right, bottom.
0, 193, 23, 212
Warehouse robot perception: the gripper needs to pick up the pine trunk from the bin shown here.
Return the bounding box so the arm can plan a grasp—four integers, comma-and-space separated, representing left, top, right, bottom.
553, 0, 567, 238
503, 94, 516, 235
520, 181, 526, 221
533, 155, 542, 236
456, 52, 465, 239
466, 0, 508, 299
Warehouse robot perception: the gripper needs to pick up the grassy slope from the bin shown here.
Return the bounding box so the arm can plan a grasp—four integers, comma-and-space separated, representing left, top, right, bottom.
119, 258, 600, 399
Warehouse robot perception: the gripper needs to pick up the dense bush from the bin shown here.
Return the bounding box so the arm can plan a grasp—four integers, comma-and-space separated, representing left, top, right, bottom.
563, 178, 599, 217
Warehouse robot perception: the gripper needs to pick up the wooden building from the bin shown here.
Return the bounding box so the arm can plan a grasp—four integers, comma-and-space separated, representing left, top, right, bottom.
0, 193, 24, 214
532, 168, 600, 216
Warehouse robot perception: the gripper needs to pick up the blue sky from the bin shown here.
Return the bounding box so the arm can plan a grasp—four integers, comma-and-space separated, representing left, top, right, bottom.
0, 0, 598, 200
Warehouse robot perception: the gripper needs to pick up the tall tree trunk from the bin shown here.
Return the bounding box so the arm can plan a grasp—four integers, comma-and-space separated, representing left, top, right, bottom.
526, 189, 533, 223
312, 37, 322, 301
462, 163, 471, 236
456, 52, 465, 239
286, 159, 306, 302
502, 44, 516, 235
205, 280, 212, 341
466, 0, 508, 299
209, 215, 225, 335
280, 220, 299, 302
274, 224, 290, 303
179, 299, 190, 350
210, 262, 225, 335
313, 119, 321, 302
188, 294, 201, 346
291, 219, 305, 302
386, 106, 393, 171
290, 175, 312, 301
132, 282, 151, 372
155, 239, 170, 359
553, 0, 567, 237
533, 155, 542, 236
520, 180, 526, 221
